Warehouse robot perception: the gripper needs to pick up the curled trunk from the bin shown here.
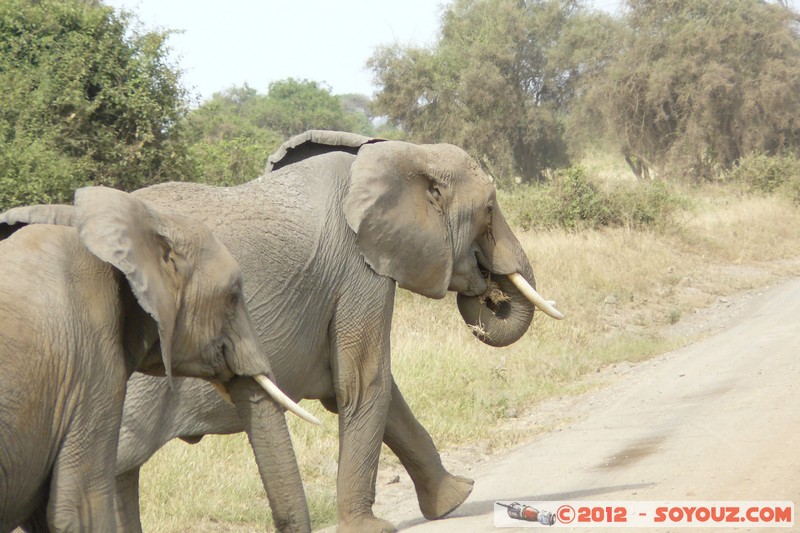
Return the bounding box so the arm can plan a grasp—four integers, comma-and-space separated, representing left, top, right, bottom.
228, 376, 311, 533
457, 270, 535, 347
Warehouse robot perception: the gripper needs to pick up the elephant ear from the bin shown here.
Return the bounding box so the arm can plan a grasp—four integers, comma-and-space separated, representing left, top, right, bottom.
74, 186, 180, 379
344, 141, 453, 299
266, 129, 385, 172
0, 204, 76, 240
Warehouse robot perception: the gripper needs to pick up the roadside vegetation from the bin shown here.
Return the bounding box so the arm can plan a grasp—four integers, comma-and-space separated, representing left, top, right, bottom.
3, 0, 800, 531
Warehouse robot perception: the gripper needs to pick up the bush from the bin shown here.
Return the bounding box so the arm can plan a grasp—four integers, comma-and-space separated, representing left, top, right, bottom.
728, 153, 800, 204
609, 180, 686, 230
501, 166, 684, 232
0, 0, 188, 209
547, 167, 618, 230
783, 174, 800, 206
187, 134, 282, 187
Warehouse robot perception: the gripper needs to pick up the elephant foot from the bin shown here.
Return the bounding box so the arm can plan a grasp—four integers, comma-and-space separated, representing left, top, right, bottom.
417, 473, 474, 520
337, 514, 396, 533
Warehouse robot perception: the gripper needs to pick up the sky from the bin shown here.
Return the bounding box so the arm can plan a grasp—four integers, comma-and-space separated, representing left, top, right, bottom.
105, 0, 624, 103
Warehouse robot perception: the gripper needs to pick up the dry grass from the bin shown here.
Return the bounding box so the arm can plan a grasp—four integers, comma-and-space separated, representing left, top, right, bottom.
139, 180, 800, 532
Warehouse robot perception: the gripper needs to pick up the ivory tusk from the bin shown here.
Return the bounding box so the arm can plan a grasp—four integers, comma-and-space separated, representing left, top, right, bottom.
508, 272, 565, 320
254, 374, 322, 426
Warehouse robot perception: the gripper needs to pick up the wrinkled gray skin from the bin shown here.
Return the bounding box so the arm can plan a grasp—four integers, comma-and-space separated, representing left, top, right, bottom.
117, 131, 546, 532
0, 187, 309, 533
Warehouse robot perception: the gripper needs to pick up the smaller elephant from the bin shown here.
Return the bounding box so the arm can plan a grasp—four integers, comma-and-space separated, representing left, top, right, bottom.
0, 187, 315, 532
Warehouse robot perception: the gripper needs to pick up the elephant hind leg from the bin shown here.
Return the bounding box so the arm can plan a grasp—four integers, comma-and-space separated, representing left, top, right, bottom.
322, 378, 474, 521
383, 380, 473, 520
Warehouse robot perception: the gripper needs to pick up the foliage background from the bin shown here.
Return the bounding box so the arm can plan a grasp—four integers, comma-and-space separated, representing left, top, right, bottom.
0, 0, 188, 207
2, 0, 799, 207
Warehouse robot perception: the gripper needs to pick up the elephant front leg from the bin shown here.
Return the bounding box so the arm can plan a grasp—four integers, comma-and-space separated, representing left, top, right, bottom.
331, 306, 396, 533
114, 468, 143, 533
47, 403, 122, 531
383, 379, 474, 520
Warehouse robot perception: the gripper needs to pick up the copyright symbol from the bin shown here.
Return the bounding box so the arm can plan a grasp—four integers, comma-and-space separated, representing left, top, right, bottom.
557, 505, 575, 524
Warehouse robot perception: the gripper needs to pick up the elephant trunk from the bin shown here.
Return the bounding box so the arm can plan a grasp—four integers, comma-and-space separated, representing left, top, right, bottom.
228, 376, 312, 533
457, 269, 536, 347
457, 204, 562, 347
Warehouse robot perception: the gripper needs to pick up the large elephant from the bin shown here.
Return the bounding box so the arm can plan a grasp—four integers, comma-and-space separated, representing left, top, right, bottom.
116, 131, 563, 532
0, 187, 315, 532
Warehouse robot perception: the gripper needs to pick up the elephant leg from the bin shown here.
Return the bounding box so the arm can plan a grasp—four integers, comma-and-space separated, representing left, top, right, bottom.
383, 380, 474, 519
321, 386, 473, 521
330, 300, 396, 533
114, 468, 143, 533
47, 392, 123, 531
47, 433, 118, 531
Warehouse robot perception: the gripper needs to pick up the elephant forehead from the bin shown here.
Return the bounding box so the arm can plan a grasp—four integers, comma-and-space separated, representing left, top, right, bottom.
424, 143, 491, 185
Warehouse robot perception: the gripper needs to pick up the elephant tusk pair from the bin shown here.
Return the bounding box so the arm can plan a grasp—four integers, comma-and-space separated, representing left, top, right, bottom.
508, 272, 565, 320
254, 374, 322, 426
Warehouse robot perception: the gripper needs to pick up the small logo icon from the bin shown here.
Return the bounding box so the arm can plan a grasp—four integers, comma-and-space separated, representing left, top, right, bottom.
496, 502, 556, 525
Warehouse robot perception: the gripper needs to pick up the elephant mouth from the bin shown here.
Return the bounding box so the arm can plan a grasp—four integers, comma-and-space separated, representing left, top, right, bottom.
479, 274, 513, 320
484, 292, 512, 320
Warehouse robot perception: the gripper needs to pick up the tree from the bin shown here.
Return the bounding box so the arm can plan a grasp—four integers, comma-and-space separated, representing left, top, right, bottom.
369, 0, 607, 183
580, 0, 800, 180
184, 80, 375, 185
257, 78, 369, 137
338, 93, 377, 135
0, 0, 189, 208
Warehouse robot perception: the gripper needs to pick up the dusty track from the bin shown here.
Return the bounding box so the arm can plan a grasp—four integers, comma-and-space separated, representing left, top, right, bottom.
372, 278, 800, 532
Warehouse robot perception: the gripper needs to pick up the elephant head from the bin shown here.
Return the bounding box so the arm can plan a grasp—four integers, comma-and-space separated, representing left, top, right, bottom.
345, 141, 562, 346
269, 130, 562, 347
0, 187, 316, 531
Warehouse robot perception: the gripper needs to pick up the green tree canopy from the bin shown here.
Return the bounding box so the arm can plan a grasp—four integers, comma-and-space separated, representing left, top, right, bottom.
0, 0, 188, 208
368, 0, 611, 183
578, 0, 800, 180
183, 79, 375, 185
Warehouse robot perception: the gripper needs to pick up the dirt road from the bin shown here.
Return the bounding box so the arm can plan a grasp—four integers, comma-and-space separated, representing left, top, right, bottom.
372, 278, 800, 531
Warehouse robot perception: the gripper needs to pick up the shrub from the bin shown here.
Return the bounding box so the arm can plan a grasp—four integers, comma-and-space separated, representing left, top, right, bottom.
729, 153, 800, 195
783, 173, 800, 206
727, 153, 800, 208
501, 166, 684, 232
608, 180, 686, 231
548, 167, 618, 230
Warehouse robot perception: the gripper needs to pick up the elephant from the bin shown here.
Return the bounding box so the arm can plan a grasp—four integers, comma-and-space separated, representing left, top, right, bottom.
112, 130, 563, 532
0, 187, 317, 532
